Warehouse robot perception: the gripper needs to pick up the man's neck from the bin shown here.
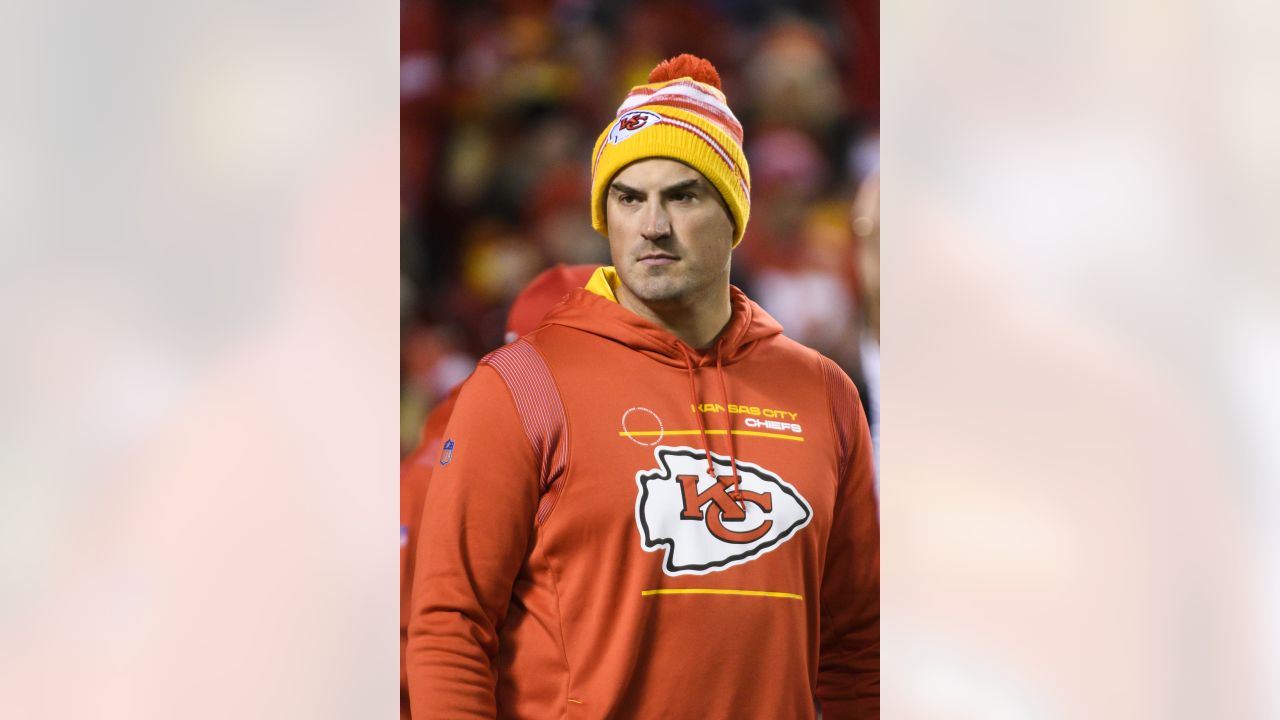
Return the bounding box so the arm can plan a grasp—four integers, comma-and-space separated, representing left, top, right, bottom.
617, 284, 732, 350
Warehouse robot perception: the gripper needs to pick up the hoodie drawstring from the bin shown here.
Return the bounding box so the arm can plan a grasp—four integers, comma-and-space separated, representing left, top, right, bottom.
679, 344, 745, 512
714, 351, 744, 510
678, 345, 719, 483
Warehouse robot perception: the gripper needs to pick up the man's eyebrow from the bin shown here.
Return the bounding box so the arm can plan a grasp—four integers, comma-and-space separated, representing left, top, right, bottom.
609, 181, 643, 195
661, 179, 702, 194
609, 178, 706, 196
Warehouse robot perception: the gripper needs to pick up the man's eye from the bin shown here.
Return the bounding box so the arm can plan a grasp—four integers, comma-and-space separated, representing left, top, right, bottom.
619, 195, 639, 205
672, 192, 695, 202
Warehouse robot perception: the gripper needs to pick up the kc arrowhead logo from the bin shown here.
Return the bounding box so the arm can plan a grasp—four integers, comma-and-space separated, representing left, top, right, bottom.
635, 446, 812, 576
608, 110, 662, 145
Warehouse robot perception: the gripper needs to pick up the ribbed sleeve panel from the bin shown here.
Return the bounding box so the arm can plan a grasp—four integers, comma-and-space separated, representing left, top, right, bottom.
482, 340, 569, 524
820, 355, 859, 479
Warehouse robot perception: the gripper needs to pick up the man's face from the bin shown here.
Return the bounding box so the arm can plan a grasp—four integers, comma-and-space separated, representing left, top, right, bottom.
605, 159, 735, 309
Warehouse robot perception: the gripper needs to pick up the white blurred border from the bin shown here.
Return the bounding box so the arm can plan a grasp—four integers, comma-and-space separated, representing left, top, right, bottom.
0, 2, 398, 717
885, 0, 1280, 717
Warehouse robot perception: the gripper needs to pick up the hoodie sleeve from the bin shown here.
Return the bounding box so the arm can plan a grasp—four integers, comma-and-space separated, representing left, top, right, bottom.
405, 363, 540, 719
816, 357, 880, 720
401, 383, 463, 719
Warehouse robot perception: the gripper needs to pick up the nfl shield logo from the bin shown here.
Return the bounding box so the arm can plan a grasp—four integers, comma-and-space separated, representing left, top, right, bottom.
440, 439, 455, 466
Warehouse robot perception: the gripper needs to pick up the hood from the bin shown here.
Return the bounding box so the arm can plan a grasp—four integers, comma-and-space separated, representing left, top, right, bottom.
538, 266, 783, 369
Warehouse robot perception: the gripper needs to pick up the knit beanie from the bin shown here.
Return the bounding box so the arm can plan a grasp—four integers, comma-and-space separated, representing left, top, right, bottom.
590, 54, 751, 247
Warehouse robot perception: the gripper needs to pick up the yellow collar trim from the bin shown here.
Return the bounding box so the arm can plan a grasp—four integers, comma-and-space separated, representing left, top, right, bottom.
584, 266, 621, 303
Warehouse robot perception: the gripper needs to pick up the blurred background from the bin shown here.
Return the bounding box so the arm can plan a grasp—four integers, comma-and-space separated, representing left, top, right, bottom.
399, 0, 881, 456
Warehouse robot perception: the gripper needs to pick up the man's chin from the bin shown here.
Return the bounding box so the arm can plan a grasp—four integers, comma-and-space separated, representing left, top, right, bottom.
634, 287, 689, 307
620, 275, 685, 305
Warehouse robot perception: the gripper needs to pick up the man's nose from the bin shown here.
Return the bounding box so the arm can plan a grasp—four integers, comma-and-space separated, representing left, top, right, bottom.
641, 202, 671, 240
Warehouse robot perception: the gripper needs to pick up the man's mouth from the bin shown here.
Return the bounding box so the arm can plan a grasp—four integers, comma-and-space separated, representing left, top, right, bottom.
637, 252, 678, 266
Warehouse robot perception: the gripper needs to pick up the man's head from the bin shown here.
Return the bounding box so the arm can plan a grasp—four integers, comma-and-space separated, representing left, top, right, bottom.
605, 158, 734, 309
590, 54, 751, 249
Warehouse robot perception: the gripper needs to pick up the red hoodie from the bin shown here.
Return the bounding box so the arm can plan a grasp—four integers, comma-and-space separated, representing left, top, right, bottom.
407, 268, 879, 719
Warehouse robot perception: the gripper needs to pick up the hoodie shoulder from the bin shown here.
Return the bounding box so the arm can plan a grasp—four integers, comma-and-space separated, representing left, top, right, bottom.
743, 321, 822, 366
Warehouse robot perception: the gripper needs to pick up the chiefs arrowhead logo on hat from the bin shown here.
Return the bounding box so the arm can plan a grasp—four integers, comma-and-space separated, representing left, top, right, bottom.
635, 446, 812, 576
608, 110, 662, 145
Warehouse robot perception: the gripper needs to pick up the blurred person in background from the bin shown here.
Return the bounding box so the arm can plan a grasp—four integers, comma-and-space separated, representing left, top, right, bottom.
406, 54, 878, 719
852, 171, 879, 476
400, 264, 597, 720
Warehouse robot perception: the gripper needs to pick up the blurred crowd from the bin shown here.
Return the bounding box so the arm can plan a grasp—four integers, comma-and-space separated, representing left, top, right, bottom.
401, 0, 880, 455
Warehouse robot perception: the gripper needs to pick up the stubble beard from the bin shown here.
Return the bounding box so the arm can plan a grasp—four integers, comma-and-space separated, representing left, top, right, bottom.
620, 261, 702, 309
620, 259, 732, 317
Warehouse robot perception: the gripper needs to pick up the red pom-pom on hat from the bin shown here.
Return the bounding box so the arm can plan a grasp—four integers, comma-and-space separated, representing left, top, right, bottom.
648, 54, 722, 89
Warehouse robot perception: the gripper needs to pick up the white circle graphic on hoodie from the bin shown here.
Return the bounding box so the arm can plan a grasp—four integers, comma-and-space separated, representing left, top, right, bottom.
621, 406, 664, 446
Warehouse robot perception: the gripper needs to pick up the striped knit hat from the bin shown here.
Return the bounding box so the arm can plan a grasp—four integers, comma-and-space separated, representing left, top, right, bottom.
590, 54, 751, 247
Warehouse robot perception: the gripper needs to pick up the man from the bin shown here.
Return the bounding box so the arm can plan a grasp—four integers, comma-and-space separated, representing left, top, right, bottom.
401, 264, 597, 720
407, 54, 879, 719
